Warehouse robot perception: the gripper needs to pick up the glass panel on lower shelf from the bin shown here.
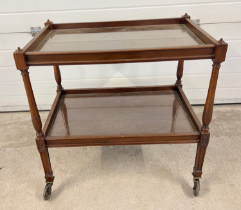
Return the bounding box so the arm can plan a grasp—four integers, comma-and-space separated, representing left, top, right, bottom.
48, 90, 196, 137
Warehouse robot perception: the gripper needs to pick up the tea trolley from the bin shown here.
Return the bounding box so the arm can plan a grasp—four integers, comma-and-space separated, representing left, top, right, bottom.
13, 14, 228, 200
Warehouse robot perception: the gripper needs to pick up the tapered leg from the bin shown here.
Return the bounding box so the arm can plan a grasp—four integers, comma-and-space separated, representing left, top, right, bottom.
21, 69, 54, 183
193, 62, 221, 178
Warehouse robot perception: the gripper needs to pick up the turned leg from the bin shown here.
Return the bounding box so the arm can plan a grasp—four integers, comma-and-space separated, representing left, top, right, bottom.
192, 62, 221, 196
54, 65, 63, 91
193, 62, 220, 177
21, 69, 54, 199
175, 60, 184, 87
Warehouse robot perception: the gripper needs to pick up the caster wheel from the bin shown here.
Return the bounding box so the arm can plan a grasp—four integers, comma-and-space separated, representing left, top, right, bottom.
43, 183, 52, 200
193, 179, 200, 197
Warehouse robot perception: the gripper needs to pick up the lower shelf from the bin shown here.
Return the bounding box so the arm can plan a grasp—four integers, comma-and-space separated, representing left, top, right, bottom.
43, 85, 201, 147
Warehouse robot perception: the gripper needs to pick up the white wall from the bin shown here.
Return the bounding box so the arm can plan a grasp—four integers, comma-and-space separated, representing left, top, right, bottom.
0, 1, 241, 111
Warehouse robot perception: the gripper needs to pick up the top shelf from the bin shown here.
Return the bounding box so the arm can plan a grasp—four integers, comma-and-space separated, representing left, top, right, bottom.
34, 24, 205, 52
13, 15, 228, 68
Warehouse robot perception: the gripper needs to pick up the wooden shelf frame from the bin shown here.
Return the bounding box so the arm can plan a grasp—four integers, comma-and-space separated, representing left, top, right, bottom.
42, 85, 201, 148
13, 15, 228, 69
13, 14, 228, 197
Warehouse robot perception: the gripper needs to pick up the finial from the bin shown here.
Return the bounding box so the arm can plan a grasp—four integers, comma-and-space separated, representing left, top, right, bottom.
217, 38, 224, 44
44, 19, 53, 27
17, 47, 22, 52
182, 13, 191, 19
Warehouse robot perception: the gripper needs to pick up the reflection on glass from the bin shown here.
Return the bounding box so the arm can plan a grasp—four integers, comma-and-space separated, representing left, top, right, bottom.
171, 97, 179, 133
60, 101, 70, 136
48, 90, 196, 137
34, 24, 205, 52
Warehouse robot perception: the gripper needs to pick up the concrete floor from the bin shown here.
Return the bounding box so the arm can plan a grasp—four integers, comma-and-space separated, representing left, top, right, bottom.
0, 105, 241, 210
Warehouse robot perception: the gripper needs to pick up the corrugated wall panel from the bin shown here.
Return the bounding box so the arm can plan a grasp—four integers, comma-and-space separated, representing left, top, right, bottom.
0, 1, 240, 111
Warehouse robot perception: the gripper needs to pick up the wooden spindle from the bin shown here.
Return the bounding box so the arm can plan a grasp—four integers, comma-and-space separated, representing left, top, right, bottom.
54, 65, 63, 91
176, 60, 184, 87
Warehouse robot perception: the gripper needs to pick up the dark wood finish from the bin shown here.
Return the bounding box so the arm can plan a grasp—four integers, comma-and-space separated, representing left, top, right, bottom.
37, 24, 203, 37
63, 85, 175, 95
46, 140, 199, 147
202, 62, 221, 132
43, 86, 179, 138
23, 25, 51, 52
62, 91, 175, 98
182, 13, 191, 20
42, 91, 62, 135
13, 15, 218, 67
176, 60, 184, 86
176, 86, 202, 131
44, 87, 200, 144
44, 19, 53, 30
45, 132, 200, 148
46, 140, 199, 148
193, 61, 221, 177
25, 46, 215, 66
13, 15, 228, 196
13, 15, 224, 69
193, 133, 210, 177
53, 65, 63, 91
20, 69, 54, 182
213, 38, 228, 63
52, 18, 183, 30
43, 86, 200, 145
13, 48, 28, 70
21, 70, 42, 132
13, 24, 51, 70
184, 18, 217, 44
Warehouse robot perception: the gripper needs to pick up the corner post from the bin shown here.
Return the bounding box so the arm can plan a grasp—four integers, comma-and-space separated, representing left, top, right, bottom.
193, 39, 228, 177
20, 68, 54, 183
193, 62, 220, 177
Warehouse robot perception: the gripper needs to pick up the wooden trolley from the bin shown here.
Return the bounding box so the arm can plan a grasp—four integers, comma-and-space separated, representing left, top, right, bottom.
13, 14, 228, 200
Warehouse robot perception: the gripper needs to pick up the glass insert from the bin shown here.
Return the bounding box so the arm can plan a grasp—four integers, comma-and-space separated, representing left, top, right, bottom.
34, 24, 205, 52
48, 90, 196, 137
